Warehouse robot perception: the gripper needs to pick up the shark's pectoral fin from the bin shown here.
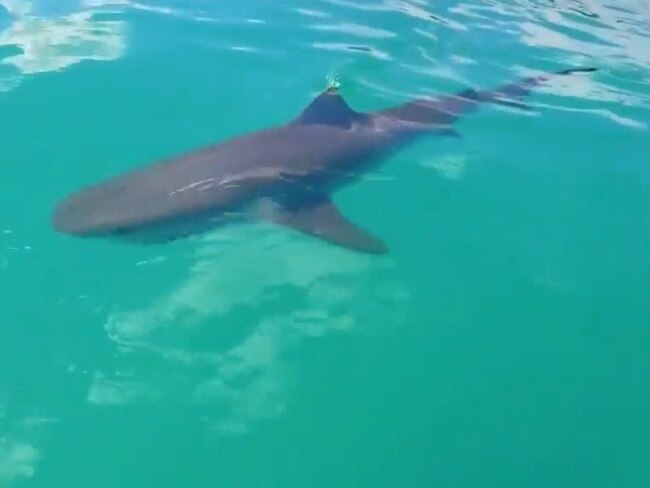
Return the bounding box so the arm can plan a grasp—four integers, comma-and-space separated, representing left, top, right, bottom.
271, 195, 388, 254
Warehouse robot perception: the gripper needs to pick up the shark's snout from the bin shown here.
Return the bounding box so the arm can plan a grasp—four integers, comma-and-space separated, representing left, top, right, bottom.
51, 187, 122, 237
51, 195, 93, 236
52, 177, 135, 236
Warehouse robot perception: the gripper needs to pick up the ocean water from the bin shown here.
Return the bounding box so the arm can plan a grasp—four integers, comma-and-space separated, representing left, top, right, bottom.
1, 0, 650, 486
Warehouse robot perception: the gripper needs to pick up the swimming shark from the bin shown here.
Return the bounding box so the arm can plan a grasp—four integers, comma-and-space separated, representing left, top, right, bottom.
52, 67, 596, 254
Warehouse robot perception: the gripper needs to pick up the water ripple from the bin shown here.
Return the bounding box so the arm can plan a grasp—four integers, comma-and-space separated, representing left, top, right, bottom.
310, 21, 396, 39
0, 402, 47, 485
312, 42, 392, 61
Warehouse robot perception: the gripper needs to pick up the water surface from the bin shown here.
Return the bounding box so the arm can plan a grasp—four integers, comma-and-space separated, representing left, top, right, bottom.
1, 0, 649, 486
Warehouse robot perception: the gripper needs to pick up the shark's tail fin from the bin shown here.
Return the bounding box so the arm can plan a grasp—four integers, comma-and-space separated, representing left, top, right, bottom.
377, 66, 598, 126
483, 66, 598, 110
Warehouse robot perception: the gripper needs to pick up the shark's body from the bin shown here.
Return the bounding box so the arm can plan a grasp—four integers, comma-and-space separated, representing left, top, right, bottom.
52, 67, 596, 253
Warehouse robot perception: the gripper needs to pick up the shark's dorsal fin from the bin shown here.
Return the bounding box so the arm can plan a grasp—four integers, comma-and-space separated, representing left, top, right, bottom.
294, 87, 362, 129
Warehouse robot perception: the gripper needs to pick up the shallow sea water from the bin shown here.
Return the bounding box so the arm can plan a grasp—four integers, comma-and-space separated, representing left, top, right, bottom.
1, 0, 650, 486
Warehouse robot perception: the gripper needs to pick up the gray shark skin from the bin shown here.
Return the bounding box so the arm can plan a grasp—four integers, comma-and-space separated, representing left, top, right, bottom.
52, 67, 596, 254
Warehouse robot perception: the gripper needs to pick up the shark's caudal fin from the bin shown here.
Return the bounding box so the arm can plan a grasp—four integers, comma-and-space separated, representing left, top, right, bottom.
377, 66, 598, 127
270, 194, 388, 254
482, 66, 598, 109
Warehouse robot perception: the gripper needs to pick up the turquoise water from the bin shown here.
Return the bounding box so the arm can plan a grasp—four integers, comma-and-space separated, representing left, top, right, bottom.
1, 0, 650, 486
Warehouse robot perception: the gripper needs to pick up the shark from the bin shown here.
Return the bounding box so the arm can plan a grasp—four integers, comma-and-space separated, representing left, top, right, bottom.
52, 66, 596, 254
